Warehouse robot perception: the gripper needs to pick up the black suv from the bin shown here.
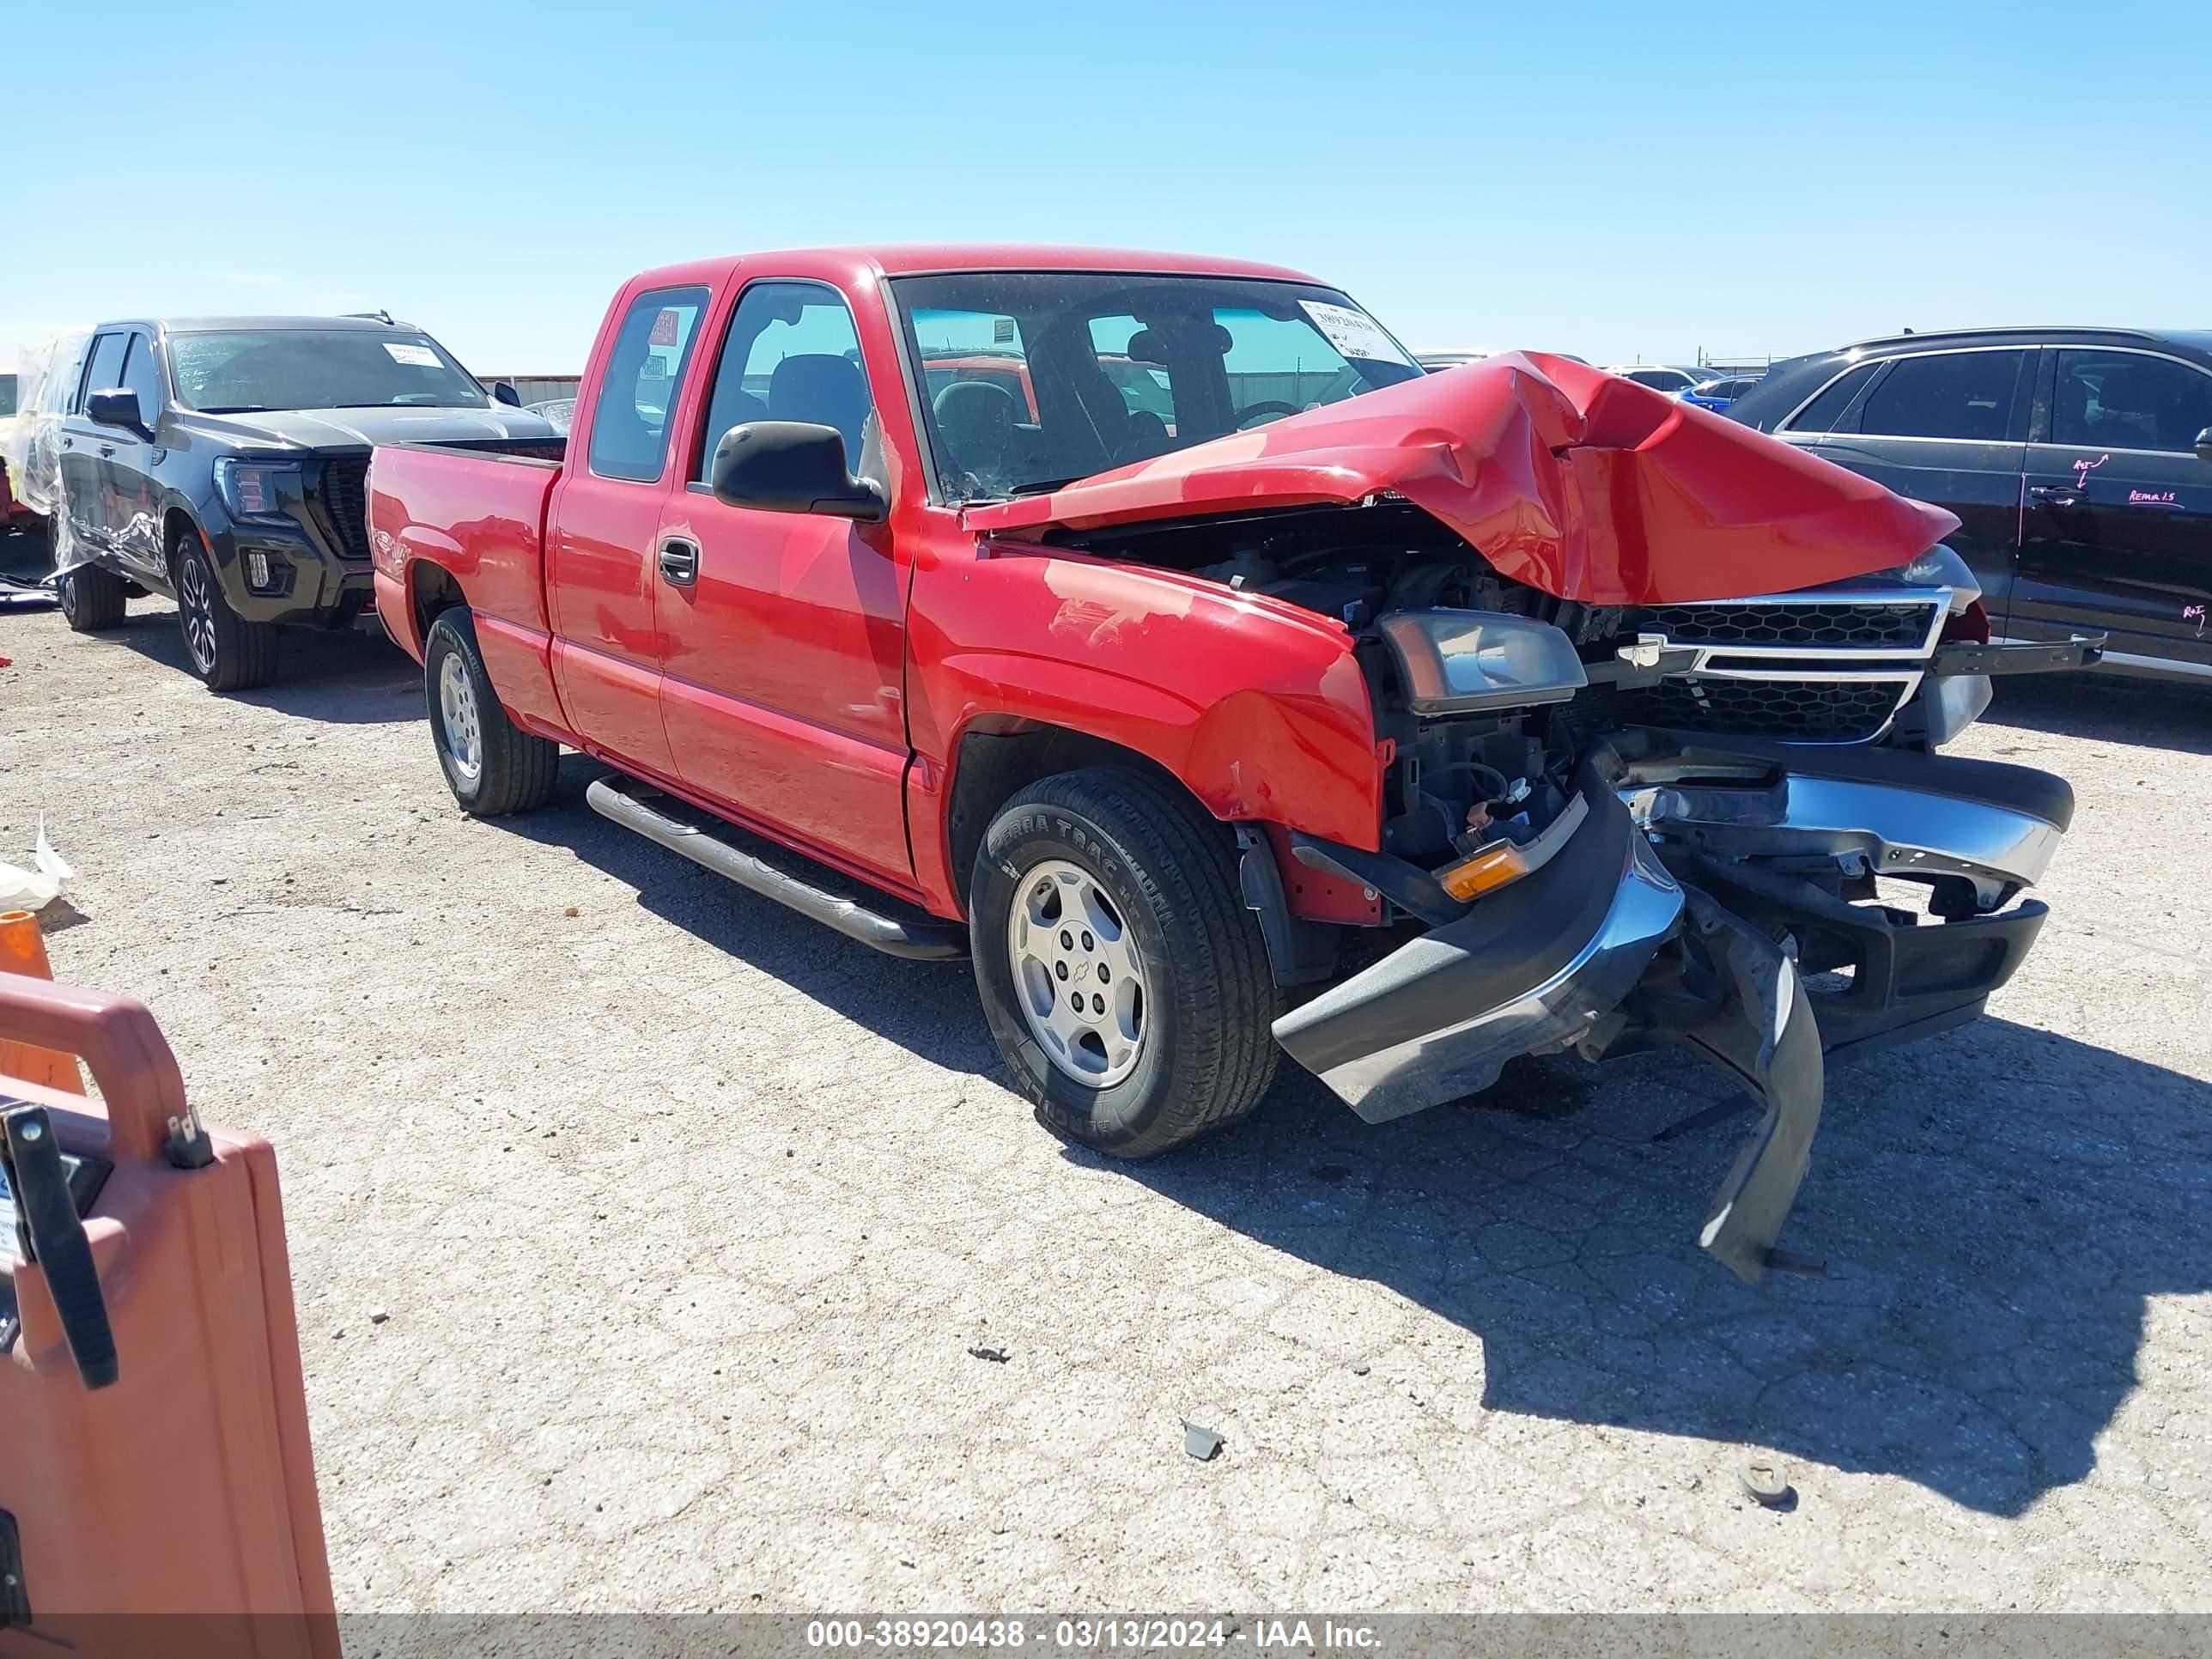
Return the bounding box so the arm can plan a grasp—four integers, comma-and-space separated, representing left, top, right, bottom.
1726, 327, 2212, 684
51, 316, 560, 690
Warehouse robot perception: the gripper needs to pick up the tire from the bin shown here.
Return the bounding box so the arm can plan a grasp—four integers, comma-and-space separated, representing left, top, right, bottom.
55, 562, 128, 632
173, 530, 278, 691
970, 766, 1281, 1158
423, 609, 559, 816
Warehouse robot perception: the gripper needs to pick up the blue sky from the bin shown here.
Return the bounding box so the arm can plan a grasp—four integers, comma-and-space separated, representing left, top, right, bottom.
7, 0, 2206, 376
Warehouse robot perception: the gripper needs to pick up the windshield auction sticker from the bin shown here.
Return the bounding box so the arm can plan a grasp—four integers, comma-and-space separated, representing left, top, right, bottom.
383, 342, 442, 367
1298, 301, 1413, 366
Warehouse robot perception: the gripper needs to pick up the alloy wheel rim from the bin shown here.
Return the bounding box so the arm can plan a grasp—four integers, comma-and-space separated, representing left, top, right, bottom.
1005, 858, 1147, 1088
437, 652, 484, 782
179, 555, 217, 672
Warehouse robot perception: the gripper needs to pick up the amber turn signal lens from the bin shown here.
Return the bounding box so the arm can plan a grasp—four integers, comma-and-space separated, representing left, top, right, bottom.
1437, 841, 1531, 902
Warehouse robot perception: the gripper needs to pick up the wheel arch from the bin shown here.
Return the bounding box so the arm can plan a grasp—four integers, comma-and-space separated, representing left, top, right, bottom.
944, 720, 1201, 914
161, 505, 204, 580
409, 559, 470, 644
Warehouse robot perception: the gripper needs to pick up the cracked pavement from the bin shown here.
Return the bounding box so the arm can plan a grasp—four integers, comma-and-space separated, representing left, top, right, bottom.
3, 580, 2209, 1613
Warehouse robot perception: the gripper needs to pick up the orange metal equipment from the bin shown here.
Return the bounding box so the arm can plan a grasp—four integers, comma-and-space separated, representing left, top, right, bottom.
0, 915, 80, 1093
0, 972, 337, 1655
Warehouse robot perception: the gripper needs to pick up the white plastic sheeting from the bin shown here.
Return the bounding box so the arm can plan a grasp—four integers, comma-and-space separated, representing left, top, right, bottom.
0, 820, 73, 915
0, 331, 92, 573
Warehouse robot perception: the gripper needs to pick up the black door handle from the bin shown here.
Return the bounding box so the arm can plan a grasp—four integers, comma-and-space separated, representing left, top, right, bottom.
96, 445, 115, 459
658, 537, 699, 586
59, 437, 72, 450
2029, 485, 2085, 507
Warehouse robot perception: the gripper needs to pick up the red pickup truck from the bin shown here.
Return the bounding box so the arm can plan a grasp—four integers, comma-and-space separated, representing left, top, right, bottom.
368, 246, 2086, 1279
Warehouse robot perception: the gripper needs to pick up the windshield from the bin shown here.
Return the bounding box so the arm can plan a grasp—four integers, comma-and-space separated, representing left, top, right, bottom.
889, 272, 1423, 501
167, 329, 486, 413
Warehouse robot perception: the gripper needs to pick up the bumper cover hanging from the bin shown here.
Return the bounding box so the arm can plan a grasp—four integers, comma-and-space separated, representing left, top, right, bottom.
1272, 744, 2067, 1280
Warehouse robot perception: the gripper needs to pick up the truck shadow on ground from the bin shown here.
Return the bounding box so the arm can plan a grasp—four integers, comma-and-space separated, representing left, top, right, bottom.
501, 757, 2209, 1520
1984, 672, 2212, 756
105, 603, 423, 726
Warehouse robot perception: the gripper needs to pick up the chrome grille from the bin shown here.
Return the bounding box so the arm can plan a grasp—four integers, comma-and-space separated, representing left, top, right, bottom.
1589, 584, 1949, 744
1627, 598, 1940, 652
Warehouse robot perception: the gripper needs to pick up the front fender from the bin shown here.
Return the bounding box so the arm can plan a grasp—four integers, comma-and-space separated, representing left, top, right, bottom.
909, 550, 1385, 851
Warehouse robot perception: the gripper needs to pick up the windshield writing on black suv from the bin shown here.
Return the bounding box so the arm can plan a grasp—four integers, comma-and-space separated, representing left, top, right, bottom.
888, 272, 1424, 503
167, 329, 486, 413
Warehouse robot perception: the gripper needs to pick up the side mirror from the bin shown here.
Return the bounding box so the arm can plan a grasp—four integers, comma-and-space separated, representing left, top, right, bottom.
708, 421, 885, 522
2196, 426, 2212, 464
492, 380, 522, 407
87, 389, 151, 438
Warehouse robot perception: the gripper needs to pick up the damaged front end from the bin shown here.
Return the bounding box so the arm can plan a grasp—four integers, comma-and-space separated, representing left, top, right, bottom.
1270, 626, 2074, 1282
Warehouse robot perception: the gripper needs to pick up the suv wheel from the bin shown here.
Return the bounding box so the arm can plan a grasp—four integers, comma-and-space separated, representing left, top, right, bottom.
423, 610, 559, 816
56, 562, 129, 632
174, 532, 278, 691
970, 766, 1280, 1158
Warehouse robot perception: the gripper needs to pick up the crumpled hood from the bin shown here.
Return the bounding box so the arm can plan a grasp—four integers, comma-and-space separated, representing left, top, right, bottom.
187, 404, 560, 453
963, 352, 1959, 606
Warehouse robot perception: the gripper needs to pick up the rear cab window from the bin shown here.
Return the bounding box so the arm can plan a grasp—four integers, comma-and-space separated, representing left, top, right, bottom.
586, 286, 711, 483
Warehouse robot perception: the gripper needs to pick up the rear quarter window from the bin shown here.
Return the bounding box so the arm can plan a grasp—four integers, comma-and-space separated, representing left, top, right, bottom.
586, 286, 711, 483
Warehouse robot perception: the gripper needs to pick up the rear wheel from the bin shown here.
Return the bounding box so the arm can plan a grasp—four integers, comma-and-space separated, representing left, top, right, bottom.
970, 766, 1280, 1158
424, 609, 559, 816
55, 562, 128, 632
174, 531, 278, 691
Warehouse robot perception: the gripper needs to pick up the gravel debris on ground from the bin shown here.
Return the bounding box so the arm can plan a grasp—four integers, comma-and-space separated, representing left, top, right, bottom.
3, 584, 2209, 1613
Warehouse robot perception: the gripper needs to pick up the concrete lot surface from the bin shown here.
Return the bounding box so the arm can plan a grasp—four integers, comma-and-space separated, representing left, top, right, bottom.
3, 585, 2209, 1613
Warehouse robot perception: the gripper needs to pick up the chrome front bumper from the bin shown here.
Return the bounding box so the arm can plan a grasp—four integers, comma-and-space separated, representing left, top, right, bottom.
1272, 742, 2072, 1279
1623, 771, 2060, 905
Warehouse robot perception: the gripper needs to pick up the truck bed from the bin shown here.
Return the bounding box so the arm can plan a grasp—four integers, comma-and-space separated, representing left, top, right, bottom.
366, 441, 569, 736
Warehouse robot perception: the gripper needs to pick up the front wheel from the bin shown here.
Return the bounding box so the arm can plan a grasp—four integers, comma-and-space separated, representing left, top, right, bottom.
174, 532, 278, 691
423, 609, 559, 816
970, 767, 1281, 1159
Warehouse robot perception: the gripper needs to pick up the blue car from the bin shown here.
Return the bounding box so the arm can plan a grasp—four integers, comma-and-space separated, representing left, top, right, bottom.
1680, 374, 1765, 413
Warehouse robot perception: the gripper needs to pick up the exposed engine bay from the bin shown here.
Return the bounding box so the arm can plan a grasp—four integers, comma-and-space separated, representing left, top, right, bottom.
1046, 497, 1996, 881
1044, 498, 2089, 1281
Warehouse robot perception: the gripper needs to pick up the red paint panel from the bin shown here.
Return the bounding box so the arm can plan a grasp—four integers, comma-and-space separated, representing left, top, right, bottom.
964, 353, 1958, 605
904, 756, 961, 920
366, 446, 557, 658
544, 471, 677, 779
371, 568, 416, 660
660, 672, 914, 890
472, 612, 568, 738
905, 547, 1384, 898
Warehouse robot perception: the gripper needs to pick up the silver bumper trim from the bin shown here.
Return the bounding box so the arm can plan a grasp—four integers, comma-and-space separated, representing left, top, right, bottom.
1625, 772, 2063, 900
